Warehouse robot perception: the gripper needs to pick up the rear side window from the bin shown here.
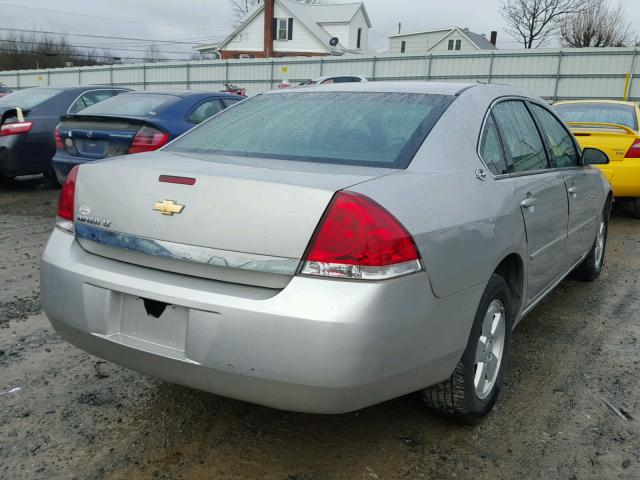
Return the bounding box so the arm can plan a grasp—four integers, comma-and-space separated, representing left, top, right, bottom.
168, 92, 454, 168
68, 89, 125, 114
188, 99, 224, 124
553, 102, 638, 130
479, 115, 508, 175
530, 104, 579, 168
0, 88, 62, 109
77, 93, 178, 118
493, 101, 548, 173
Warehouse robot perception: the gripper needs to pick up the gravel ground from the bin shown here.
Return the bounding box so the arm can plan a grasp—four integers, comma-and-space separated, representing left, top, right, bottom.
0, 176, 639, 480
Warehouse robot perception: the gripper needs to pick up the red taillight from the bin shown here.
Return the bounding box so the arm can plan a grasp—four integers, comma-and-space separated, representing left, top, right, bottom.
301, 192, 421, 280
55, 127, 64, 149
625, 139, 640, 159
128, 126, 169, 154
55, 165, 79, 233
0, 121, 32, 136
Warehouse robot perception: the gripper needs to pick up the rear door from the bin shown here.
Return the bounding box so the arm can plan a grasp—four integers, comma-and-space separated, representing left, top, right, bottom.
530, 103, 600, 265
492, 100, 569, 303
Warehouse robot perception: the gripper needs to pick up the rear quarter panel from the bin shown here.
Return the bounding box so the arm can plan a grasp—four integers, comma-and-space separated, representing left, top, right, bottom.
351, 86, 528, 300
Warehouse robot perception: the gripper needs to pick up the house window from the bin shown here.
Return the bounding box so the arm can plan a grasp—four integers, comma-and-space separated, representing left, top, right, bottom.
278, 18, 288, 40
401, 41, 406, 53
448, 39, 454, 50
455, 39, 462, 50
357, 28, 362, 49
448, 39, 462, 50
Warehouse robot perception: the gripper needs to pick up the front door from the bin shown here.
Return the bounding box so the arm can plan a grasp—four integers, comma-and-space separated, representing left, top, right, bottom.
492, 100, 569, 303
529, 103, 600, 265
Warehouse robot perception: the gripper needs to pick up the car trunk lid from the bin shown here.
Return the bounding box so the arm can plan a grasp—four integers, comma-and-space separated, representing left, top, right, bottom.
73, 151, 395, 288
58, 115, 162, 159
566, 121, 639, 172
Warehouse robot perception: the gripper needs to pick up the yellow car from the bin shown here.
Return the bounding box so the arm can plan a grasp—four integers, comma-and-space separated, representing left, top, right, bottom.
553, 100, 640, 217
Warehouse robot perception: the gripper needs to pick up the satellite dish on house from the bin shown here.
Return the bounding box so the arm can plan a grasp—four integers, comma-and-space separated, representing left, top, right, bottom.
329, 37, 339, 47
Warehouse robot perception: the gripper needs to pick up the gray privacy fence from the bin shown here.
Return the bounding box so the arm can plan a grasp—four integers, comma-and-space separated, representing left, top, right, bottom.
1, 47, 639, 101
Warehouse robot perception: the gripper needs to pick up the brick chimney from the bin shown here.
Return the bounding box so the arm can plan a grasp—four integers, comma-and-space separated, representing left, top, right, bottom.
264, 0, 275, 57
490, 31, 497, 47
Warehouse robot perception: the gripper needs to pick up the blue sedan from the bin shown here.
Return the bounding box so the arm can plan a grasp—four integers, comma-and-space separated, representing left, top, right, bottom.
52, 89, 243, 183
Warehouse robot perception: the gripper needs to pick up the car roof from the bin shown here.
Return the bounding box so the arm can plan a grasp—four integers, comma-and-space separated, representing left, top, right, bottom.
266, 81, 479, 96
121, 89, 239, 98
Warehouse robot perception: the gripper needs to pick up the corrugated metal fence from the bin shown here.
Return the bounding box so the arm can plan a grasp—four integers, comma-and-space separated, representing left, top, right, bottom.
1, 47, 639, 101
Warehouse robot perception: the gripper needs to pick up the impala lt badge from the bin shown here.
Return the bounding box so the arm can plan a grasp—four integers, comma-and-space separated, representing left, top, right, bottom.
153, 199, 185, 216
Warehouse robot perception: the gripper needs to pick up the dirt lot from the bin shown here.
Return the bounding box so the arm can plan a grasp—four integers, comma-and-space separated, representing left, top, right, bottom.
0, 176, 639, 480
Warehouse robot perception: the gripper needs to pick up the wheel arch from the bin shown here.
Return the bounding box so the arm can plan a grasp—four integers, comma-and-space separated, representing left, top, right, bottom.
493, 253, 525, 320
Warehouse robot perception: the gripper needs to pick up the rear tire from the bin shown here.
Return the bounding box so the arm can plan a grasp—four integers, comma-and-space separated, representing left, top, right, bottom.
572, 206, 609, 282
43, 167, 61, 188
422, 274, 512, 424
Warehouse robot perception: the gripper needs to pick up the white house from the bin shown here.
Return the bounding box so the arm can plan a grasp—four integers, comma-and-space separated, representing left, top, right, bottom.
196, 0, 372, 59
389, 27, 497, 55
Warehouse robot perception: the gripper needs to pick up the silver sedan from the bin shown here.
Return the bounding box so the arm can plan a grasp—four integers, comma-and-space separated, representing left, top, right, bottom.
41, 82, 612, 423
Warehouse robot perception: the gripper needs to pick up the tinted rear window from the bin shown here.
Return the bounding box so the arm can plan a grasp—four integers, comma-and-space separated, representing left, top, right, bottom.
553, 102, 638, 130
168, 92, 453, 168
78, 93, 179, 117
0, 88, 62, 109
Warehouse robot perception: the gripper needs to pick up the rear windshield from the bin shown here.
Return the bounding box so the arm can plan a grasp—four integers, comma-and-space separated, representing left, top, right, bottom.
0, 88, 62, 109
78, 93, 179, 117
553, 102, 638, 130
168, 92, 453, 168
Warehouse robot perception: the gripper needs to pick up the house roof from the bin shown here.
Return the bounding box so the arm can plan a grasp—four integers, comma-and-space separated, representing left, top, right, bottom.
390, 27, 497, 50
208, 0, 369, 54
305, 2, 372, 27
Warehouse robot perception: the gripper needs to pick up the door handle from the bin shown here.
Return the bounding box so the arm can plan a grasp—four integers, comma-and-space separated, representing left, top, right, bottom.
520, 197, 537, 209
568, 186, 578, 196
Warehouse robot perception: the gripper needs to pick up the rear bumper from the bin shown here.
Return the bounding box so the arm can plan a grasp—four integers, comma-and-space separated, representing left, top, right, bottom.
41, 228, 483, 413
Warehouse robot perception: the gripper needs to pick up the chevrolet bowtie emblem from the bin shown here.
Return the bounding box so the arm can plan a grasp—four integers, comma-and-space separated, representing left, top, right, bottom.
153, 199, 185, 216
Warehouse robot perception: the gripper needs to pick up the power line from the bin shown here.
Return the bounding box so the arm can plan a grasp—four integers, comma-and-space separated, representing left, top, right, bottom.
0, 27, 228, 46
0, 38, 198, 56
0, 2, 225, 33
0, 46, 193, 62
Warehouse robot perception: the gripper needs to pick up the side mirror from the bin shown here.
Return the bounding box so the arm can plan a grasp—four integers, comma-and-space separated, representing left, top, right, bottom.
582, 148, 609, 165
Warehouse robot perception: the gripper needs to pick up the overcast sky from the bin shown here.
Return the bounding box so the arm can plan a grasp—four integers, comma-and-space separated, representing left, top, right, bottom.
3, 0, 640, 60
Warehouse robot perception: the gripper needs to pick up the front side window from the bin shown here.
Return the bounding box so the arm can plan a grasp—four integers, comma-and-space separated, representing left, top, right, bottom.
492, 101, 549, 173
479, 115, 508, 175
531, 104, 579, 168
168, 92, 454, 169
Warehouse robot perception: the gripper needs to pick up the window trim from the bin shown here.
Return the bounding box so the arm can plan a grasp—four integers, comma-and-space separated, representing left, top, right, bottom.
527, 100, 583, 170
477, 111, 510, 176
66, 88, 129, 114
477, 96, 562, 180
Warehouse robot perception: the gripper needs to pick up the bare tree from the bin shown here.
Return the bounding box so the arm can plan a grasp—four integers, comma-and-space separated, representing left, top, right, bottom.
229, 0, 263, 26
144, 44, 166, 63
500, 0, 591, 48
561, 0, 632, 47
